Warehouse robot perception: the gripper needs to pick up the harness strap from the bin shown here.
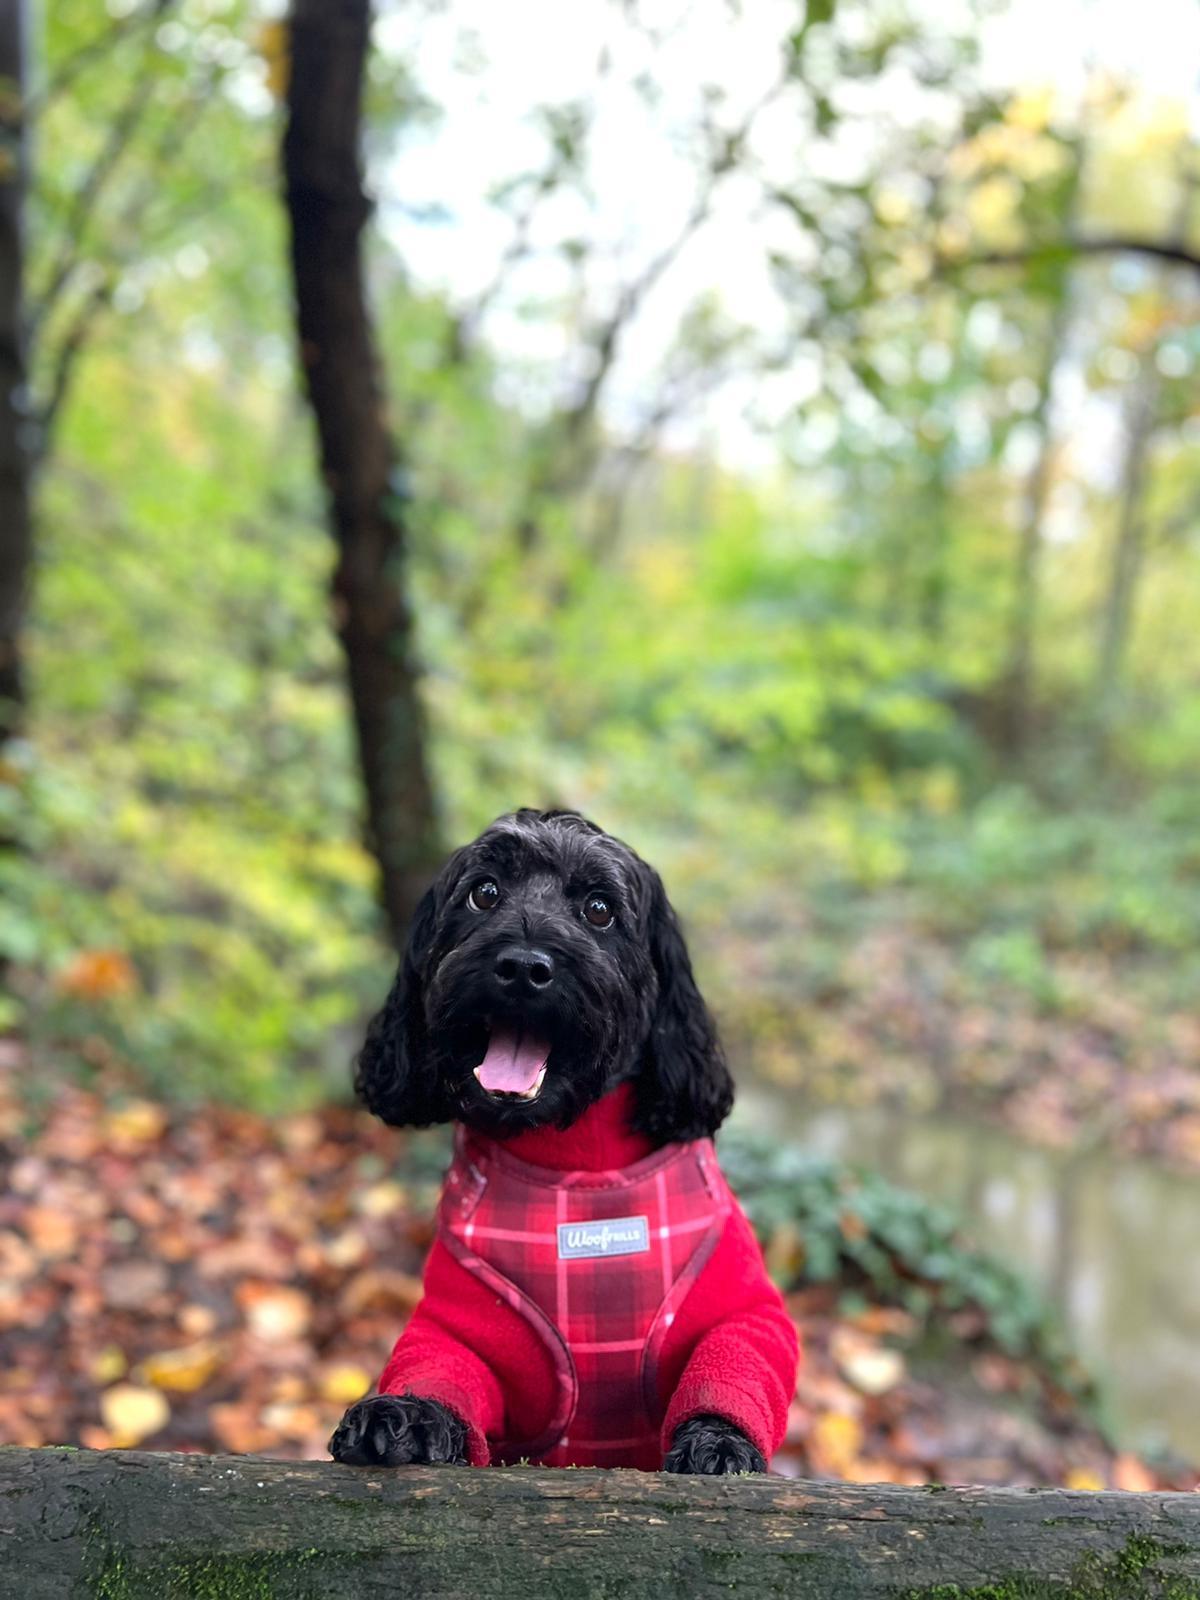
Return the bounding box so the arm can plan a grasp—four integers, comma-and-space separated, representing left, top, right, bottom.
438, 1129, 730, 1466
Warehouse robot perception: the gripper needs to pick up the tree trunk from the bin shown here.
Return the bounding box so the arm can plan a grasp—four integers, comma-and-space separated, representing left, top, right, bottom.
0, 0, 31, 747
917, 444, 950, 641
998, 293, 1070, 758
3, 1449, 1199, 1599
1092, 360, 1159, 751
1090, 167, 1192, 766
283, 0, 440, 948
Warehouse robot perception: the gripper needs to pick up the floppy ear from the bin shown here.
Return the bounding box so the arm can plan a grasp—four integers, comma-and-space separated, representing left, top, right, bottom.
633, 868, 734, 1142
353, 884, 450, 1127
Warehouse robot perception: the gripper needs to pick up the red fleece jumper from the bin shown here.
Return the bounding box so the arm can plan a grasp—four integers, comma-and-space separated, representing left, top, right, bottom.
377, 1084, 799, 1469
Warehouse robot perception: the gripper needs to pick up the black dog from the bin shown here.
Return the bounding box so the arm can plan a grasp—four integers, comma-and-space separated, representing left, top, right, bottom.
330, 809, 791, 1474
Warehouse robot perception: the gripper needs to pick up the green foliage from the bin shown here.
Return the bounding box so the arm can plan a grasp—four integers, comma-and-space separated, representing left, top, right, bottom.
5, 0, 1199, 1121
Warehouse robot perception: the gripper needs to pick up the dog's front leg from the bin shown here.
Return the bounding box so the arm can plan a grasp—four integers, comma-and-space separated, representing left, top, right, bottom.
663, 1413, 766, 1475
329, 1393, 468, 1467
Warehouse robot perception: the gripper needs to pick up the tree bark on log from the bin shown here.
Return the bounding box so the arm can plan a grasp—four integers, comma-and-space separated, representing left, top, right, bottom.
283, 0, 440, 949
2, 1449, 1199, 1600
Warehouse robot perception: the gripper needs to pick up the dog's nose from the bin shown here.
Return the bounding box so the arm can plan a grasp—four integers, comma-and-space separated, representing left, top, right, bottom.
493, 946, 555, 993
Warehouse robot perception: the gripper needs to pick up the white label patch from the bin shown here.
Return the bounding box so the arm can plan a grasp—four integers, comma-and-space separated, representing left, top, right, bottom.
557, 1215, 650, 1260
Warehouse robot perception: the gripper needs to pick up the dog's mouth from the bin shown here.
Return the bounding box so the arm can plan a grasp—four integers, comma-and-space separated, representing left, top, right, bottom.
472, 1024, 551, 1103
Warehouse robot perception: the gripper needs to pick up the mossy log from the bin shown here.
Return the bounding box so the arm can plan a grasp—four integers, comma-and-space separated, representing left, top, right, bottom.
1, 1448, 1199, 1599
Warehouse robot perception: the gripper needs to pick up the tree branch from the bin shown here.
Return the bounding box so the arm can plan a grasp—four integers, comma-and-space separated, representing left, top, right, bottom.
26, 0, 173, 119
945, 235, 1200, 279
29, 4, 178, 338
34, 74, 217, 456
551, 58, 792, 488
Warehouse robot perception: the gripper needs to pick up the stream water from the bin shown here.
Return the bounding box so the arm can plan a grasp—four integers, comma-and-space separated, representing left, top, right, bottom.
735, 1089, 1200, 1462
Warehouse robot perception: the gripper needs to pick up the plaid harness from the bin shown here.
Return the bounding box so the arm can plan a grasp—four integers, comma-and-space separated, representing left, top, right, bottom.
439, 1129, 732, 1468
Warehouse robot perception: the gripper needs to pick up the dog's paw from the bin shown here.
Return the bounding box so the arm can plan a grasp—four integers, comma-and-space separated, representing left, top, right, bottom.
663, 1415, 767, 1476
328, 1393, 468, 1467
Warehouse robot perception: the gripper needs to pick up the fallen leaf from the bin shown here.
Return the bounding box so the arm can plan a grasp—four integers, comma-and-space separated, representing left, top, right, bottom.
100, 1259, 169, 1310
1064, 1467, 1106, 1491
103, 1100, 167, 1147
178, 1303, 218, 1338
808, 1410, 864, 1479
1112, 1452, 1156, 1493
90, 1346, 127, 1385
356, 1181, 407, 1219
260, 1402, 321, 1440
831, 1327, 906, 1396
319, 1364, 371, 1405
323, 1230, 368, 1269
210, 1402, 274, 1455
100, 1384, 170, 1447
338, 1268, 424, 1318
239, 1284, 311, 1342
138, 1339, 224, 1394
24, 1207, 78, 1259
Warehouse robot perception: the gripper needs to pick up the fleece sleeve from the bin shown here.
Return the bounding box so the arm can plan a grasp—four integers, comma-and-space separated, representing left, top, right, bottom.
376, 1237, 506, 1466
659, 1200, 800, 1462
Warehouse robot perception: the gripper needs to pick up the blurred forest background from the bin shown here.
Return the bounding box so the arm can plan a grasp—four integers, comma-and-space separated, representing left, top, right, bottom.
1, 0, 1198, 1486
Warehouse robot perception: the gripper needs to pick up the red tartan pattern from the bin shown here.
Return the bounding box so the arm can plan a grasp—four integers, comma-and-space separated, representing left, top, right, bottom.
439, 1129, 731, 1468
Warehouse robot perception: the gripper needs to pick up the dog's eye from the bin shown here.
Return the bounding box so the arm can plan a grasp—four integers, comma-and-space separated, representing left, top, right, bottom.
468, 879, 500, 912
583, 894, 614, 929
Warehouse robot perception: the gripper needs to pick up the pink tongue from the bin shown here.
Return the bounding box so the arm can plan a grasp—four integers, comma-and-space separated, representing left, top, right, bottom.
474, 1026, 550, 1094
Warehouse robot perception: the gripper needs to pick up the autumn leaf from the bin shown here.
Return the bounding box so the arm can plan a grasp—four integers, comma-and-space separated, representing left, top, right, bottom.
24, 1206, 77, 1259
58, 950, 138, 1002
337, 1267, 424, 1319
1112, 1452, 1156, 1493
830, 1327, 906, 1397
90, 1346, 127, 1386
210, 1402, 275, 1456
100, 1384, 170, 1447
319, 1364, 372, 1406
1064, 1467, 1107, 1491
238, 1284, 312, 1342
138, 1339, 225, 1394
356, 1181, 407, 1219
103, 1099, 168, 1148
808, 1410, 864, 1479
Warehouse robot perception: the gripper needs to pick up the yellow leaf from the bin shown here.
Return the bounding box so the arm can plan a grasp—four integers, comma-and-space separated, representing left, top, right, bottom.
90, 1346, 127, 1386
138, 1339, 224, 1394
100, 1384, 170, 1447
1064, 1467, 1106, 1491
320, 1364, 371, 1406
357, 1181, 407, 1219
102, 1099, 167, 1146
809, 1410, 864, 1479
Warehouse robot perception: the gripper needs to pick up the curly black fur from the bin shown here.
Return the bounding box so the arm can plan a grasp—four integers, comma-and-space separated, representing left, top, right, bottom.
663, 1415, 767, 1475
353, 808, 733, 1144
329, 1393, 468, 1466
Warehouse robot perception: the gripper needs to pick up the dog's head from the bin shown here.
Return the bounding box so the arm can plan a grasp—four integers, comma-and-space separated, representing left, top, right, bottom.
354, 809, 733, 1143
